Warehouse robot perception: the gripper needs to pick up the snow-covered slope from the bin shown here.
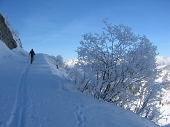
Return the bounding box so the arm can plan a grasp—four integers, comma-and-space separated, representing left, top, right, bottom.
156, 57, 170, 126
156, 56, 170, 66
0, 40, 159, 127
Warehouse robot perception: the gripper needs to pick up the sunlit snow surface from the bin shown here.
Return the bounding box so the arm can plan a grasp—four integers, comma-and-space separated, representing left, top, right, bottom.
0, 40, 162, 127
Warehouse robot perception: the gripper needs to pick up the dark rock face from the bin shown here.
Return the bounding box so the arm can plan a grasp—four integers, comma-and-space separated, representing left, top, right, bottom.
0, 13, 17, 49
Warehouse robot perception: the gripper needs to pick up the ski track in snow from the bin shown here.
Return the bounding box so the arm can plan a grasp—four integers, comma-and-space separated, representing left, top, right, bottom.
6, 64, 31, 127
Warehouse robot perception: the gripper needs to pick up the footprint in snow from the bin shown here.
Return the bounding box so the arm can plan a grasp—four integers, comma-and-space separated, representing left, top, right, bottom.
74, 104, 87, 126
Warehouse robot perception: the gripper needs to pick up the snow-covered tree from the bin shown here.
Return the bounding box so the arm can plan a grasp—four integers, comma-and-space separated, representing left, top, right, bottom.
56, 55, 64, 69
51, 55, 64, 69
73, 19, 163, 122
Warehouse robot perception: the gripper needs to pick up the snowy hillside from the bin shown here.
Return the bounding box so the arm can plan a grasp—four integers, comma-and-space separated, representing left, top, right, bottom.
0, 40, 160, 127
156, 56, 170, 66
156, 57, 170, 126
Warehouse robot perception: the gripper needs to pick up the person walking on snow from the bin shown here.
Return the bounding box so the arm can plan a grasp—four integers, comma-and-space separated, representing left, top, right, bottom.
29, 49, 35, 64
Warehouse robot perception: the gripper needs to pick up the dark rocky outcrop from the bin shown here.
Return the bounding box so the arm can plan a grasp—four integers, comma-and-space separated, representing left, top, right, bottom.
0, 13, 17, 49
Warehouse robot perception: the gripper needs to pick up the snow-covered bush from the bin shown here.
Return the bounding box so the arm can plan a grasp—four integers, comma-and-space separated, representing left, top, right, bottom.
72, 19, 164, 123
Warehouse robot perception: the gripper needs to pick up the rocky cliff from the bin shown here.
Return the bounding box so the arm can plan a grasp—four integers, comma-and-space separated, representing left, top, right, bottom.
0, 13, 17, 49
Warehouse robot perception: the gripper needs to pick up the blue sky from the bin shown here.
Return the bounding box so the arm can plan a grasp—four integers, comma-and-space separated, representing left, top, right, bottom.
0, 0, 169, 60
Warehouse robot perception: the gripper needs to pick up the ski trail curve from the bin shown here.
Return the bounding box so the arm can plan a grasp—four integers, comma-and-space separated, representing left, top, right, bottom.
6, 64, 31, 127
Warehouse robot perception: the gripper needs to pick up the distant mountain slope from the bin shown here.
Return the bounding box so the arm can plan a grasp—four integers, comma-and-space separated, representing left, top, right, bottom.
156, 56, 170, 66
155, 56, 170, 126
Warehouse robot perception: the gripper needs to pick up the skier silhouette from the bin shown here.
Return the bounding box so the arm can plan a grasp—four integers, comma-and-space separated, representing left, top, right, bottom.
29, 49, 35, 64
